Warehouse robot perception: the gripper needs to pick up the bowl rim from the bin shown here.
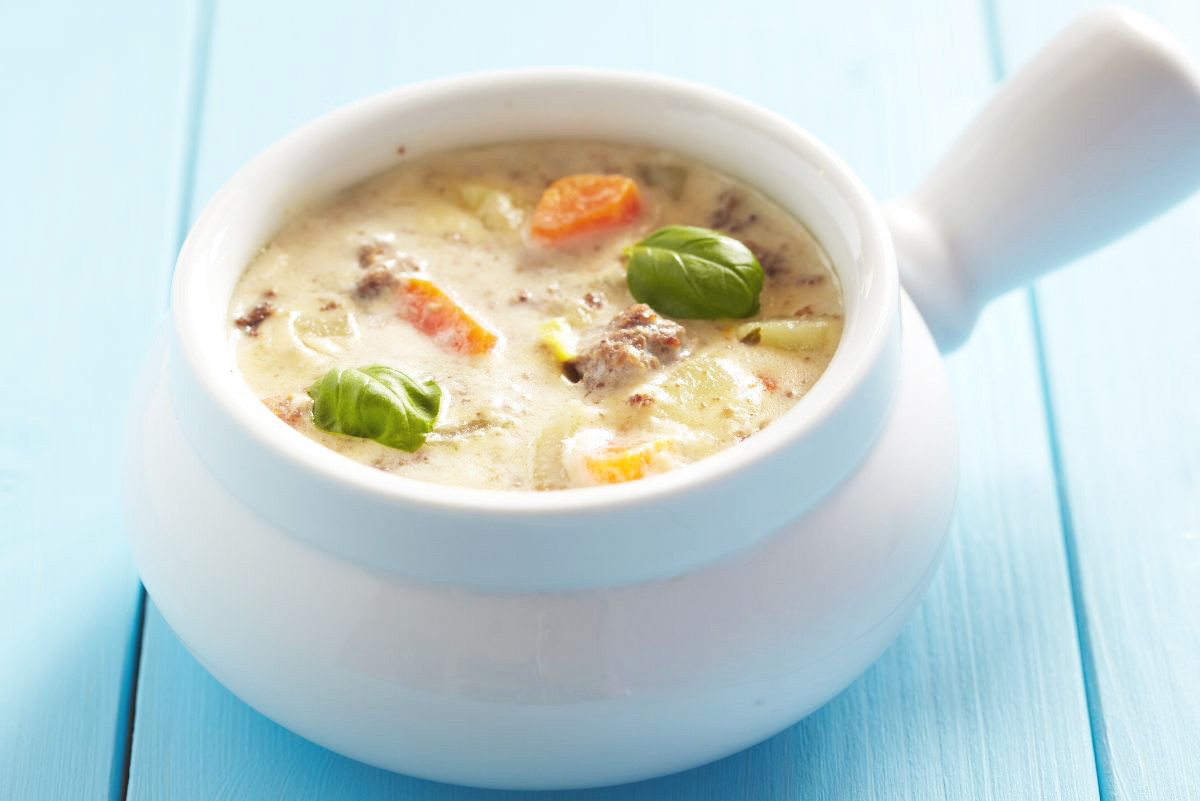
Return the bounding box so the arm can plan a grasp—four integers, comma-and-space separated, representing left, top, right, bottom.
171, 66, 899, 518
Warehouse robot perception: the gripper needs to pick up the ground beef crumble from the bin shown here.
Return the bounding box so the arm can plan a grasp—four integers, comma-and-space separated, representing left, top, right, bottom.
355, 269, 396, 299
358, 241, 387, 268
358, 239, 424, 271
572, 304, 686, 391
710, 189, 758, 233
262, 394, 310, 426
745, 241, 789, 277
235, 302, 275, 336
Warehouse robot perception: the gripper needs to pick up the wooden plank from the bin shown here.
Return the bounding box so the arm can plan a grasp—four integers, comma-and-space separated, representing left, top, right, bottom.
0, 2, 204, 799
126, 0, 1100, 798
990, 1, 1200, 798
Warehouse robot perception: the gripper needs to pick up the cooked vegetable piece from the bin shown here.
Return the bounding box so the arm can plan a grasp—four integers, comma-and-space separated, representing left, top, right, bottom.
625, 225, 763, 319
530, 174, 642, 243
538, 317, 579, 362
565, 430, 676, 485
641, 355, 764, 437
291, 310, 358, 355
635, 163, 688, 200
736, 318, 840, 351
456, 183, 524, 231
394, 276, 499, 355
293, 311, 355, 339
307, 365, 441, 452
532, 402, 604, 489
406, 196, 480, 237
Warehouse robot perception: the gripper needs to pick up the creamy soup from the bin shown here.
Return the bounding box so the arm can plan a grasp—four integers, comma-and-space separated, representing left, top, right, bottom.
229, 141, 843, 490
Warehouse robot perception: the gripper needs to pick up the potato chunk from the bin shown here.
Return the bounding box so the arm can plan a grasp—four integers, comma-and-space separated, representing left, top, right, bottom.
636, 356, 764, 448
290, 309, 358, 355
456, 183, 525, 231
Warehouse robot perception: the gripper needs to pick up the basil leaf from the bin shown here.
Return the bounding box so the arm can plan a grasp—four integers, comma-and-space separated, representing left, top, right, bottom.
625, 225, 764, 319
307, 365, 441, 452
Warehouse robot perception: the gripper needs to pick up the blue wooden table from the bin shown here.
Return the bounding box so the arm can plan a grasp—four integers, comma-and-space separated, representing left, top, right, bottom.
3, 1, 1198, 798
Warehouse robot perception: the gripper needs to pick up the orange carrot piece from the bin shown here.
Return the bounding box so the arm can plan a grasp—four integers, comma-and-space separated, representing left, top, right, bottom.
530, 174, 642, 243
394, 276, 499, 355
582, 439, 673, 485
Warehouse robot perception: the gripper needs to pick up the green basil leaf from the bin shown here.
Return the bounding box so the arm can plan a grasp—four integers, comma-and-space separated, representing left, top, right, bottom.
307, 365, 441, 452
625, 225, 764, 319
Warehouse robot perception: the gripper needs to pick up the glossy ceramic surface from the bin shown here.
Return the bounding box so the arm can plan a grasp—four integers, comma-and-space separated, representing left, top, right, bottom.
121, 6, 1200, 790
166, 69, 902, 592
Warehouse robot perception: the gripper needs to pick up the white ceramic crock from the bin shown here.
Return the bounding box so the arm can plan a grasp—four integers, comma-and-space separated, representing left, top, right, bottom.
124, 7, 1200, 790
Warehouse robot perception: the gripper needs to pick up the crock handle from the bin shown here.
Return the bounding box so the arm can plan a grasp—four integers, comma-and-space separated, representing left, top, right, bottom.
885, 6, 1200, 350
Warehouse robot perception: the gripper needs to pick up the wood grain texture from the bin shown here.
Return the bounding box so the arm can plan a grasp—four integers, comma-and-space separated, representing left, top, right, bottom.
0, 2, 202, 799
124, 1, 1100, 799
991, 1, 1200, 798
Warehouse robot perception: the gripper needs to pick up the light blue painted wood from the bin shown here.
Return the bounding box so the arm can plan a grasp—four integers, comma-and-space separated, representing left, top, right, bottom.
991, 2, 1200, 798
0, 1, 203, 799
125, 1, 1100, 799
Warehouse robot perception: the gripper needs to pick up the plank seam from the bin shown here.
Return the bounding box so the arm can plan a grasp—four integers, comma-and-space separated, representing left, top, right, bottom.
1027, 288, 1114, 801
979, 0, 1109, 797
979, 0, 1007, 84
120, 0, 217, 798
164, 0, 219, 305
109, 590, 147, 801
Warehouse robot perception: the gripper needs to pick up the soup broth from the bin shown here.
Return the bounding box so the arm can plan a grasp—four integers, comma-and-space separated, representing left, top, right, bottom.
229, 141, 843, 490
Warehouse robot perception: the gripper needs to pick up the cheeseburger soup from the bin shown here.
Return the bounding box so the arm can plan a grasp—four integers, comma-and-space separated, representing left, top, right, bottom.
229, 141, 843, 490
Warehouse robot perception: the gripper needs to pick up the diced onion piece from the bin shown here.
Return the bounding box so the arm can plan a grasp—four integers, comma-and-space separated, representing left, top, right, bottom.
538, 317, 578, 362
736, 318, 839, 351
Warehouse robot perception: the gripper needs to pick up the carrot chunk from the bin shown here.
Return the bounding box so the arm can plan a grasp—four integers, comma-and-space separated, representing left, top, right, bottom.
581, 439, 674, 485
394, 276, 499, 355
530, 174, 642, 243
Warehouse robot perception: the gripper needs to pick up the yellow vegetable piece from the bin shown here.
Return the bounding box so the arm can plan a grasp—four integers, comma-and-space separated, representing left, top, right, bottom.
735, 317, 841, 351
580, 438, 675, 485
538, 317, 579, 362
